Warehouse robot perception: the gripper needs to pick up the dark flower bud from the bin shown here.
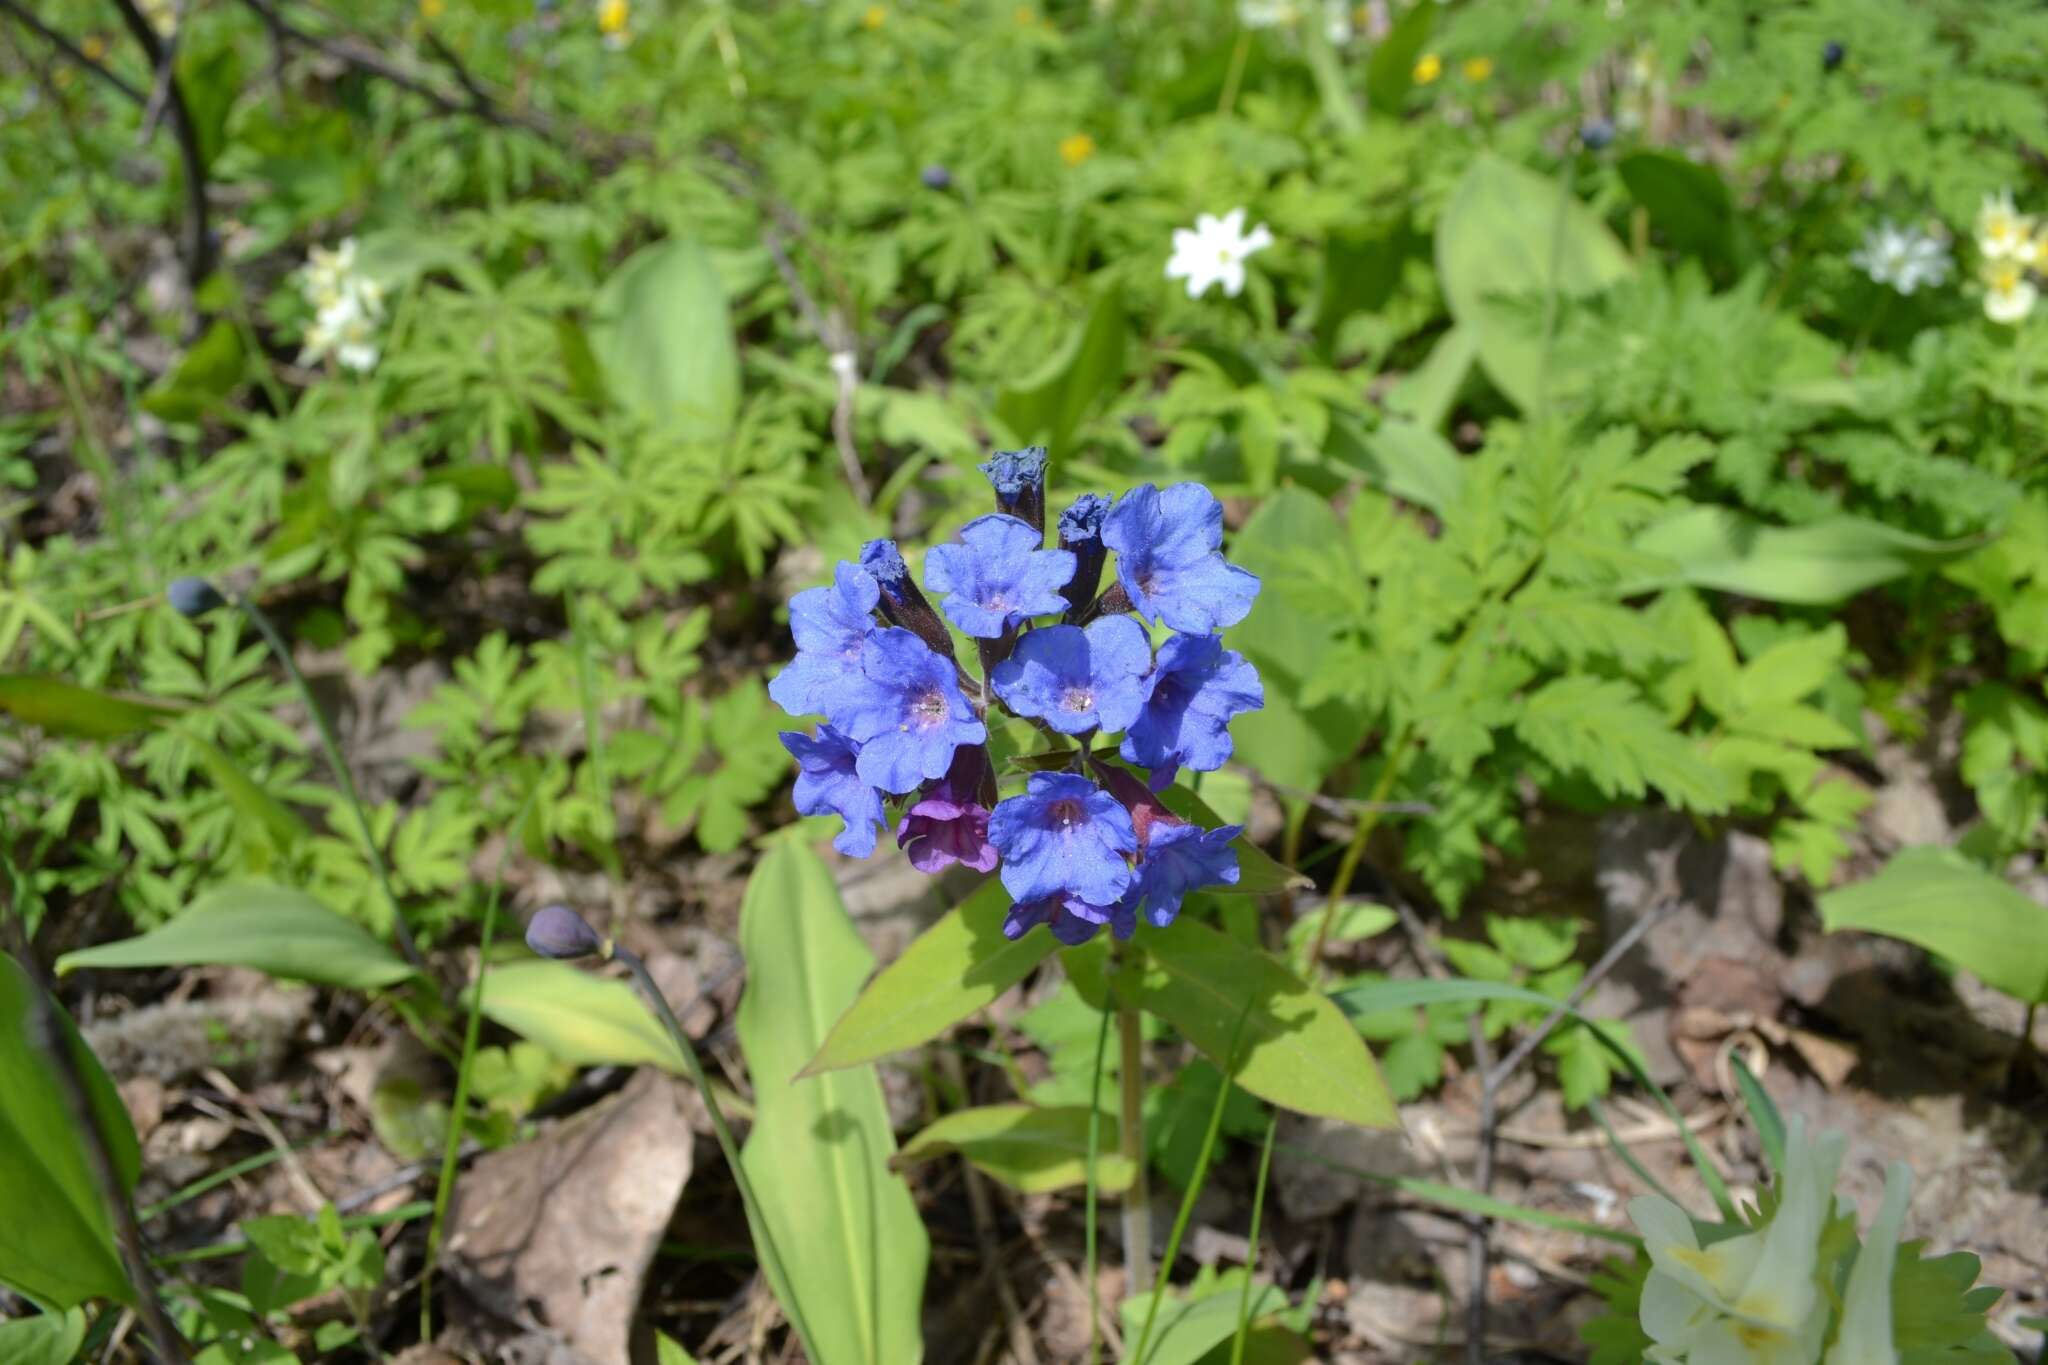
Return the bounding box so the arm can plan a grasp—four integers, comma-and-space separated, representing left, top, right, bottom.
979, 446, 1048, 534
859, 539, 957, 659
920, 164, 953, 191
526, 904, 605, 960
1057, 493, 1111, 622
167, 577, 227, 618
1821, 40, 1845, 71
1579, 117, 1615, 151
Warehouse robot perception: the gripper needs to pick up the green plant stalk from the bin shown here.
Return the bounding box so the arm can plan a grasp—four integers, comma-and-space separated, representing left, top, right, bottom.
609, 943, 820, 1358
1128, 1046, 1242, 1365
232, 591, 427, 979
1216, 28, 1251, 117
1228, 1114, 1279, 1365
1118, 1002, 1151, 1298
1084, 998, 1113, 1365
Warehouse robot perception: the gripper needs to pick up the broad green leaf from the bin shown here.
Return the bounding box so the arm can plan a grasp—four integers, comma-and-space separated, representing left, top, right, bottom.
0, 675, 184, 740
1435, 154, 1633, 412
475, 961, 686, 1072
1364, 0, 1435, 114
1282, 902, 1396, 956
589, 237, 741, 440
1118, 1281, 1290, 1365
1118, 923, 1396, 1129
1156, 784, 1309, 896
1819, 847, 2048, 1004
737, 841, 928, 1365
804, 878, 1052, 1075
1617, 151, 1738, 268
1735, 625, 1847, 711
994, 286, 1127, 453
141, 319, 245, 422
1633, 506, 1985, 604
0, 957, 139, 1309
57, 883, 415, 990
0, 1308, 88, 1365
1382, 323, 1477, 433
892, 1104, 1134, 1194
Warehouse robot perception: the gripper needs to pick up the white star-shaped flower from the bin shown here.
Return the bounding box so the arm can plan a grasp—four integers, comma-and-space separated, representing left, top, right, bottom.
1851, 220, 1951, 295
1976, 188, 2037, 265
1165, 208, 1273, 300
1983, 258, 2037, 325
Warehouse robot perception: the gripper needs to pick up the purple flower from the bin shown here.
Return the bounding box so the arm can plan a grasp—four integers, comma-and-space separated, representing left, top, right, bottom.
898, 745, 998, 874
1114, 821, 1241, 933
781, 725, 888, 857
526, 904, 604, 959
768, 562, 879, 719
859, 539, 955, 657
1003, 892, 1113, 945
980, 446, 1048, 532
924, 514, 1075, 639
991, 615, 1153, 736
831, 628, 987, 794
987, 771, 1136, 907
1057, 493, 1111, 621
1119, 633, 1264, 788
1102, 483, 1260, 634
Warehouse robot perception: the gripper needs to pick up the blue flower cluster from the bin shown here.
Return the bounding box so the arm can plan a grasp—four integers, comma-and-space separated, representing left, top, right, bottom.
771, 449, 1265, 945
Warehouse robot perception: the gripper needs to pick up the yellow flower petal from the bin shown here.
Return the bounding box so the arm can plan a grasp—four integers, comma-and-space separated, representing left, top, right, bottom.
1412, 52, 1441, 84
1462, 56, 1494, 83
1059, 132, 1096, 167
862, 4, 887, 29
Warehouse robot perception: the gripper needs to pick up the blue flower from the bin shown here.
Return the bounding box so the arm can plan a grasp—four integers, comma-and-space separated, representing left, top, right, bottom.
991, 615, 1153, 736
924, 514, 1075, 639
860, 538, 955, 657
781, 725, 888, 857
1119, 633, 1264, 788
980, 446, 1048, 531
1003, 892, 1114, 945
987, 771, 1136, 907
1057, 493, 1111, 620
767, 562, 879, 718
1102, 483, 1260, 634
831, 628, 988, 794
1114, 821, 1241, 933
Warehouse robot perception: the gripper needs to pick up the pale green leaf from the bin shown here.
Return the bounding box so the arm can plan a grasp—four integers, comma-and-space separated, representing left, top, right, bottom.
1819, 848, 2048, 1004
892, 1104, 1134, 1194
0, 675, 184, 741
474, 961, 686, 1072
589, 237, 741, 440
57, 883, 416, 990
1633, 506, 1984, 604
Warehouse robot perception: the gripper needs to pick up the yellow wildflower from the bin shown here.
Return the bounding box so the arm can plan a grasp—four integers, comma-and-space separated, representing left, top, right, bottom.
81, 34, 107, 62
598, 0, 631, 46
421, 0, 445, 18
862, 5, 887, 29
1462, 56, 1494, 83
1058, 133, 1096, 167
1014, 5, 1035, 23
1412, 52, 1441, 84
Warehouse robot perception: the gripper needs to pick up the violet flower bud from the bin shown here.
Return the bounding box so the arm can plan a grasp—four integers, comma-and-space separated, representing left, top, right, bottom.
920, 164, 953, 191
859, 538, 957, 659
980, 446, 1048, 534
526, 904, 605, 960
1057, 493, 1110, 622
167, 577, 227, 617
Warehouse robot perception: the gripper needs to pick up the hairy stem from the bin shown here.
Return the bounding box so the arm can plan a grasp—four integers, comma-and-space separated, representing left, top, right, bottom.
1118, 1003, 1151, 1297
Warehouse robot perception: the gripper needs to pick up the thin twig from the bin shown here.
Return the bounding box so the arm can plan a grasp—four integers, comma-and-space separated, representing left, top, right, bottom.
1464, 896, 1676, 1362
1, 915, 189, 1363
0, 0, 146, 102
111, 0, 214, 287
136, 0, 187, 142
761, 225, 869, 506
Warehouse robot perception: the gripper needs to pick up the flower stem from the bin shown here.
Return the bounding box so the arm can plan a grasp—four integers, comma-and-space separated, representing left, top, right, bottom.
232, 591, 428, 980
1118, 1002, 1151, 1297
609, 945, 818, 1357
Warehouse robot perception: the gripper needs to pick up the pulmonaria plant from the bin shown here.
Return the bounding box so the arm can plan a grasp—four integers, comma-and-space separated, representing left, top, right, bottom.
771, 450, 1264, 944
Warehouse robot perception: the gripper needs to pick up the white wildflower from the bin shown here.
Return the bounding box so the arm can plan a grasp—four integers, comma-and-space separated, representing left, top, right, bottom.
1236, 0, 1351, 45
1982, 258, 2037, 325
1851, 221, 1951, 295
1822, 1162, 1911, 1365
1975, 189, 2036, 265
1165, 208, 1273, 300
298, 238, 386, 373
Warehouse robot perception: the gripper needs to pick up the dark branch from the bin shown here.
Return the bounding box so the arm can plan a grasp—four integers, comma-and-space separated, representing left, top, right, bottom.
109, 0, 215, 286
0, 0, 146, 102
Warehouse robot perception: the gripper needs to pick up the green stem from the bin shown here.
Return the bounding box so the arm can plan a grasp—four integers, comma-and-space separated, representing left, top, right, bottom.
611, 945, 819, 1358
1117, 1002, 1151, 1298
233, 591, 428, 979
1084, 999, 1113, 1365
1228, 1115, 1279, 1365
1216, 28, 1251, 118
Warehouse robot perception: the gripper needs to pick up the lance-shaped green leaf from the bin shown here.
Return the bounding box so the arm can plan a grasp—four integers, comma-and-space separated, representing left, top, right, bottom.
57, 883, 415, 990
1117, 923, 1396, 1129
737, 841, 928, 1365
803, 877, 1053, 1075
892, 1103, 1134, 1194
1820, 847, 2048, 1004
0, 675, 184, 741
475, 961, 687, 1072
0, 958, 140, 1309
1632, 506, 1985, 604
589, 236, 741, 440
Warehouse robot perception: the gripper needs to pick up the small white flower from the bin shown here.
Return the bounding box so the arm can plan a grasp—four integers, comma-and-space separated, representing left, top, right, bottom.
1982, 258, 2037, 325
1851, 221, 1952, 295
1976, 189, 2036, 265
1823, 1162, 1911, 1365
1237, 0, 1350, 44
1165, 208, 1274, 300
298, 239, 386, 373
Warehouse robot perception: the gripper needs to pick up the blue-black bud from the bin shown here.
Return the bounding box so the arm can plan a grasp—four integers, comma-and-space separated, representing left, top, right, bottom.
1579, 117, 1615, 151
980, 446, 1048, 534
1821, 40, 1845, 71
859, 538, 957, 659
1057, 493, 1111, 622
167, 577, 227, 618
920, 164, 953, 192
526, 904, 605, 960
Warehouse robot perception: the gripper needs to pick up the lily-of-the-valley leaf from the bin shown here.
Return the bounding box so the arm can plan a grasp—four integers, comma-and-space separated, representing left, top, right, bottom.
892, 1103, 1135, 1194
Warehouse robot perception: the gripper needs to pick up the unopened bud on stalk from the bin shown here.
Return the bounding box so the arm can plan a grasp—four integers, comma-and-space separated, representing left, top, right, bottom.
525, 904, 606, 960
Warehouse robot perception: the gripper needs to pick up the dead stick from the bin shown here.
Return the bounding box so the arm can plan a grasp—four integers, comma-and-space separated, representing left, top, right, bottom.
109, 0, 213, 286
